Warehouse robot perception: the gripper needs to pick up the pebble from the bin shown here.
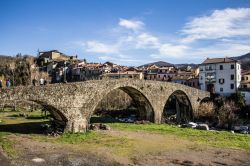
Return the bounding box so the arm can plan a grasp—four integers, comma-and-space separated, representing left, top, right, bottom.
31, 157, 45, 163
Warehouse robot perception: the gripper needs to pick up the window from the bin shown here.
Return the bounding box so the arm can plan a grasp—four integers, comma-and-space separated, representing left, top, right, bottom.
199, 66, 203, 71
220, 65, 223, 70
220, 88, 223, 92
231, 74, 234, 80
247, 77, 249, 80
219, 78, 225, 84
231, 84, 234, 89
242, 77, 244, 81
200, 76, 203, 80
158, 75, 160, 78
231, 64, 234, 69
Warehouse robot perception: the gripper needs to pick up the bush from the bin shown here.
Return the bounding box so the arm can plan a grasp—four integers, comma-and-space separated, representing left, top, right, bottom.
197, 102, 215, 118
218, 101, 239, 130
230, 92, 246, 109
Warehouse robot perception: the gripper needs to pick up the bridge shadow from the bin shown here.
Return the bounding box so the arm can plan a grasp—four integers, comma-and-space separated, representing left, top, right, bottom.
90, 116, 123, 123
0, 121, 49, 134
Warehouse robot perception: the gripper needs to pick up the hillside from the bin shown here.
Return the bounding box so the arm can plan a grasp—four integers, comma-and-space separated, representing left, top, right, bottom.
233, 53, 250, 70
138, 61, 174, 68
234, 52, 250, 61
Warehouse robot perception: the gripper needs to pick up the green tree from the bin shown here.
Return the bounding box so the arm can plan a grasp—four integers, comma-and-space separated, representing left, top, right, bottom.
230, 92, 246, 109
14, 58, 31, 86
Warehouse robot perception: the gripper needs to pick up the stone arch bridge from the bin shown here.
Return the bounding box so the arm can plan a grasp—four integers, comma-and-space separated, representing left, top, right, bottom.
0, 79, 209, 132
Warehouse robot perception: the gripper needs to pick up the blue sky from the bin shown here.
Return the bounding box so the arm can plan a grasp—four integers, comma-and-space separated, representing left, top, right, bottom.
0, 0, 250, 66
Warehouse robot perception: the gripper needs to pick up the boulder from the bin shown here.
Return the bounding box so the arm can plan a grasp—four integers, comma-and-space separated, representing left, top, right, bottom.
89, 123, 111, 130
99, 123, 110, 130
89, 124, 99, 130
195, 124, 209, 130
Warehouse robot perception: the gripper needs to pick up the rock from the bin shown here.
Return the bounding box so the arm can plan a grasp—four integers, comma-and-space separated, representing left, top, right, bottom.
89, 123, 111, 130
32, 157, 45, 163
89, 124, 99, 130
100, 124, 111, 130
231, 130, 235, 134
195, 124, 209, 130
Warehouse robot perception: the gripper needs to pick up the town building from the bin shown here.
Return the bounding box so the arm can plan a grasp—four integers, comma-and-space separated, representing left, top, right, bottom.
71, 63, 103, 81
199, 58, 241, 96
145, 65, 160, 80
240, 70, 250, 89
37, 50, 77, 66
156, 67, 176, 81
101, 67, 144, 80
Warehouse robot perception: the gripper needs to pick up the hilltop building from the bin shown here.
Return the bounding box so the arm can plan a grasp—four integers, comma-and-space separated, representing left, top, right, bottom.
37, 50, 77, 66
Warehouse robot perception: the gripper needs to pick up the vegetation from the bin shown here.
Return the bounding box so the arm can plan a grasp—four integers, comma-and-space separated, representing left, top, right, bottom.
230, 92, 246, 109
109, 123, 250, 150
0, 54, 35, 86
95, 89, 134, 111
218, 101, 240, 130
197, 101, 215, 118
14, 58, 31, 86
0, 132, 16, 157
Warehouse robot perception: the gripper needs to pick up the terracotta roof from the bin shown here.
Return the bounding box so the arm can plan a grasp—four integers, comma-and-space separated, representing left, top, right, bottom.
201, 58, 238, 64
172, 76, 191, 81
242, 70, 250, 75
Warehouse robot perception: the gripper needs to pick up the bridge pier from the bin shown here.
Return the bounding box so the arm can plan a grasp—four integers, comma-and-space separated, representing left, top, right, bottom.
64, 117, 88, 133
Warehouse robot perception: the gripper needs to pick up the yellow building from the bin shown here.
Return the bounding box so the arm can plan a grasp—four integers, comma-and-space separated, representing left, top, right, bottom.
240, 70, 250, 89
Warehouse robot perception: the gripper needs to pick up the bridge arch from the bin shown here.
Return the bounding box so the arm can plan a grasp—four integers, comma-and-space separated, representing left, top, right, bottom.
87, 85, 155, 124
1, 99, 68, 130
162, 90, 193, 124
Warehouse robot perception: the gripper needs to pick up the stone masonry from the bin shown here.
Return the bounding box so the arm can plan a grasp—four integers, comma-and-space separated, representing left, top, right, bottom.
0, 79, 210, 132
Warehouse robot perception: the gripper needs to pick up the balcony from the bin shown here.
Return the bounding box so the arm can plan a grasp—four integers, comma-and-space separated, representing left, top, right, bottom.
205, 68, 215, 71
205, 75, 216, 83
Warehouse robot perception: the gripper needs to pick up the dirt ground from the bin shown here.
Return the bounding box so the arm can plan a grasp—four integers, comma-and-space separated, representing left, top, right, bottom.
2, 130, 250, 166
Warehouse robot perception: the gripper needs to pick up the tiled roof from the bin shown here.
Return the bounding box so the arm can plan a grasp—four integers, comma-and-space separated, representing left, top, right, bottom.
242, 70, 250, 75
201, 58, 238, 64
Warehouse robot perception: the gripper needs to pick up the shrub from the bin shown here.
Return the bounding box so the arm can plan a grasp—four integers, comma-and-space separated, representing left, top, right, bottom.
197, 102, 215, 118
218, 101, 239, 130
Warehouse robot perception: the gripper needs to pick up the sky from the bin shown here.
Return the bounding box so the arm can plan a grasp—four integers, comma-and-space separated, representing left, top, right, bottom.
0, 0, 250, 66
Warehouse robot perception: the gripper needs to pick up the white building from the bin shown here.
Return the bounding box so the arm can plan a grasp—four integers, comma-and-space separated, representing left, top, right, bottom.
199, 58, 241, 96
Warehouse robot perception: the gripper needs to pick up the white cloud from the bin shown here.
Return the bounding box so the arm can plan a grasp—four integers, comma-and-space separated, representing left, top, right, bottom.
73, 9, 250, 65
135, 33, 160, 49
85, 41, 118, 54
159, 44, 189, 57
119, 18, 144, 31
192, 43, 250, 58
181, 8, 250, 43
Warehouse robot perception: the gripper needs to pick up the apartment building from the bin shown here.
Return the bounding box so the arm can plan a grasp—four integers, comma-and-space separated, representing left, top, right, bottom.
199, 58, 241, 96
